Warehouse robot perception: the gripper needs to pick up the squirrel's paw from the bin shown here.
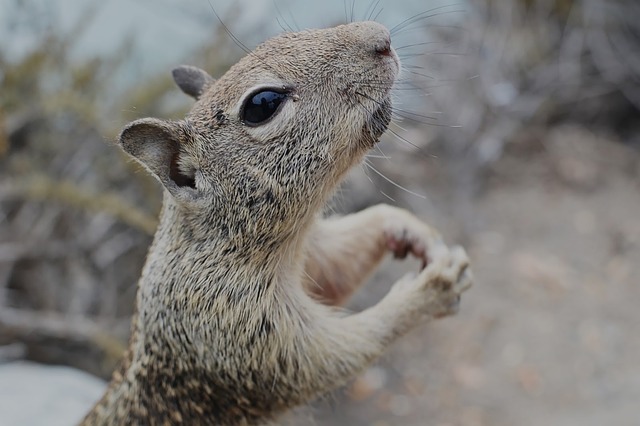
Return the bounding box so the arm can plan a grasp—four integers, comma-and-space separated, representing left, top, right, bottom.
382, 213, 443, 268
393, 244, 473, 318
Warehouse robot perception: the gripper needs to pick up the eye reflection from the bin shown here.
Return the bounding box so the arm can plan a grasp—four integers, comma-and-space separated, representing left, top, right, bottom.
242, 90, 289, 126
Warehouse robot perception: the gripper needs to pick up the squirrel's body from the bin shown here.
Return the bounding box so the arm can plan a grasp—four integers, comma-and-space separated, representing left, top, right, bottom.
83, 21, 472, 425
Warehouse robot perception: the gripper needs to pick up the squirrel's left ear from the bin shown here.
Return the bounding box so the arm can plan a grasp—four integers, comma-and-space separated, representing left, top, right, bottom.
172, 65, 215, 100
118, 118, 200, 202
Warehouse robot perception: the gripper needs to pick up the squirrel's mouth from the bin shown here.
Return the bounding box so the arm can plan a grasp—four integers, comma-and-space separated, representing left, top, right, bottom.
364, 97, 393, 143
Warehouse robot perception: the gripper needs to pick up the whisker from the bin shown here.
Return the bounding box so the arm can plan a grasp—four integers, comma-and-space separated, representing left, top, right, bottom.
372, 7, 384, 22
206, 0, 288, 84
426, 24, 466, 32
357, 90, 439, 123
361, 163, 375, 184
350, 0, 356, 23
390, 7, 466, 36
389, 118, 409, 132
403, 69, 436, 80
397, 53, 426, 59
275, 16, 291, 33
343, 0, 349, 24
364, 0, 383, 21
402, 64, 439, 81
360, 163, 397, 203
273, 1, 295, 32
206, 0, 251, 55
363, 160, 427, 200
393, 108, 438, 122
394, 41, 441, 51
392, 113, 461, 128
384, 125, 427, 154
372, 142, 391, 160
390, 4, 458, 34
396, 42, 466, 60
401, 63, 428, 69
389, 24, 466, 36
352, 94, 440, 163
424, 52, 468, 57
379, 190, 396, 202
284, 2, 301, 31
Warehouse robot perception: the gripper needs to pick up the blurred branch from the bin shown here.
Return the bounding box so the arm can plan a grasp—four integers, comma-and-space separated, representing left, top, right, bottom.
0, 176, 158, 235
0, 307, 127, 379
0, 240, 77, 262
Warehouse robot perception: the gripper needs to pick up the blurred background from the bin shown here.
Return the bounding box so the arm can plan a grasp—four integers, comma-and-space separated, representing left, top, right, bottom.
0, 0, 639, 425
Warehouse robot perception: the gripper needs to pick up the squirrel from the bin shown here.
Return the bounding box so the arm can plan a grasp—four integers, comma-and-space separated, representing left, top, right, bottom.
81, 21, 473, 425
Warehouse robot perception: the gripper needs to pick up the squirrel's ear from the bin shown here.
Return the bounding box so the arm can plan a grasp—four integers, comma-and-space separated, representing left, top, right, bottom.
171, 65, 215, 100
118, 118, 199, 202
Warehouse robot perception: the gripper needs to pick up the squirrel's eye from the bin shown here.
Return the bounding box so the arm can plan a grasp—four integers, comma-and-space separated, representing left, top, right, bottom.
241, 89, 289, 126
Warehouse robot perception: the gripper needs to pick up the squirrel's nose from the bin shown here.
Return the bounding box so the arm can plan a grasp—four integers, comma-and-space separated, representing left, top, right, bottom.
347, 21, 392, 56
375, 38, 392, 56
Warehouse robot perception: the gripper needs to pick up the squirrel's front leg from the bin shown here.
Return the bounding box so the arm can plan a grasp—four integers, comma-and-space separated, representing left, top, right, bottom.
286, 242, 473, 405
304, 204, 444, 305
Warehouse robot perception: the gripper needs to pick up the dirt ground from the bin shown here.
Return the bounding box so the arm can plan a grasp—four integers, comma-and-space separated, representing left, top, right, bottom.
292, 125, 640, 425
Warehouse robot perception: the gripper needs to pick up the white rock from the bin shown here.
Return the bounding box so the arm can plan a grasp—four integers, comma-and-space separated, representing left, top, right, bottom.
0, 361, 106, 426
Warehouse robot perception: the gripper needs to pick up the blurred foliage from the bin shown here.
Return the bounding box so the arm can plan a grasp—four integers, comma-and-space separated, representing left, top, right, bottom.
395, 0, 640, 232
0, 0, 243, 377
423, 0, 640, 164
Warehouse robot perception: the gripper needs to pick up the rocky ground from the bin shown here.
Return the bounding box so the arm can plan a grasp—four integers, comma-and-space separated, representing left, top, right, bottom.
0, 361, 105, 426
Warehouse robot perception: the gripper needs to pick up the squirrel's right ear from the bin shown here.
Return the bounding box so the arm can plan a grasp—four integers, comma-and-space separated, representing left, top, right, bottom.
171, 65, 215, 100
118, 118, 200, 202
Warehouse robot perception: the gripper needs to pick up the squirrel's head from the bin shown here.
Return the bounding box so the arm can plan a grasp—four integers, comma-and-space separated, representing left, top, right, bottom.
119, 21, 398, 225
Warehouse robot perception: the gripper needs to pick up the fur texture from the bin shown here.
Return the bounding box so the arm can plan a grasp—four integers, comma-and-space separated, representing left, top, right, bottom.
82, 21, 473, 425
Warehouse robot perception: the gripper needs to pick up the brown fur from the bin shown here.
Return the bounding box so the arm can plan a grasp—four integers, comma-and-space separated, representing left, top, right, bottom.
82, 21, 473, 425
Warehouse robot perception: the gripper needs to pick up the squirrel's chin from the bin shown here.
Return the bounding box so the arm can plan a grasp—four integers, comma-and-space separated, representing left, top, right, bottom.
363, 98, 393, 144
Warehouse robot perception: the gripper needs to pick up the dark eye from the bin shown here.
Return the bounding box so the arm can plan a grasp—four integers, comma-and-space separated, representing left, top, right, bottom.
241, 89, 289, 126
